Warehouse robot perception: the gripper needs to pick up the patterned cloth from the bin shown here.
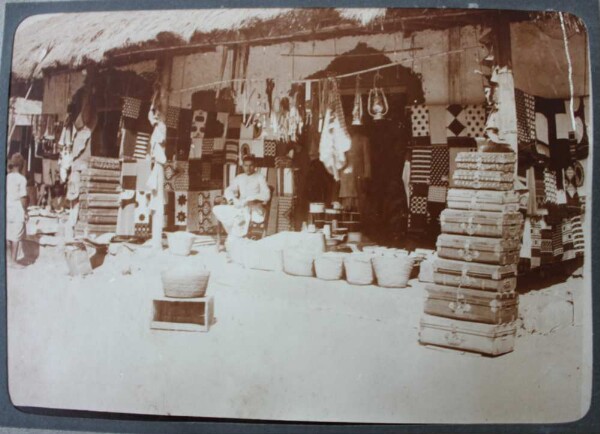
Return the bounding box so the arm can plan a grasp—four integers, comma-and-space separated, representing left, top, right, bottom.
189, 138, 203, 159
463, 105, 486, 138
515, 89, 537, 145
544, 168, 558, 205
264, 140, 277, 157
276, 195, 294, 232
226, 114, 243, 139
202, 138, 214, 156
190, 109, 207, 139
122, 97, 142, 119
552, 224, 564, 259
409, 146, 432, 184
121, 161, 137, 191
446, 104, 468, 137
427, 185, 447, 203
572, 215, 584, 256
410, 105, 430, 137
134, 132, 150, 160
174, 191, 188, 227
409, 183, 428, 214
134, 191, 150, 225
163, 162, 178, 193
225, 140, 239, 164
430, 145, 449, 186
166, 106, 181, 129
173, 161, 189, 191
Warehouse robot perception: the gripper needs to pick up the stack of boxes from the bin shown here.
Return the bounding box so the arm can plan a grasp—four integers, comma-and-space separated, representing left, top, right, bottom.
75, 157, 122, 238
419, 151, 522, 357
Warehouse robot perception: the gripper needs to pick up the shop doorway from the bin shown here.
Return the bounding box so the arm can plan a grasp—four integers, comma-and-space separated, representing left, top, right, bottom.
304, 42, 425, 246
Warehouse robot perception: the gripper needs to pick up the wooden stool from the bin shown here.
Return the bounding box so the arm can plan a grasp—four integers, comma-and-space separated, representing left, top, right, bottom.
151, 296, 214, 332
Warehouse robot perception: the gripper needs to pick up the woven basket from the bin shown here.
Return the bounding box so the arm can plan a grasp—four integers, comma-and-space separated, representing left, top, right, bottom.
167, 232, 195, 256
315, 252, 347, 280
372, 255, 415, 288
344, 254, 374, 285
161, 267, 210, 298
283, 249, 315, 277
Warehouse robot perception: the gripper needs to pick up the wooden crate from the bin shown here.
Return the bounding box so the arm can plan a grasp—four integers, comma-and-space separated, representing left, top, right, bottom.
151, 296, 214, 332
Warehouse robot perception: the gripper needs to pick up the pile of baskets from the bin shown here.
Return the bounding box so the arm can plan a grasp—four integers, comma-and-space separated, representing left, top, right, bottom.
283, 248, 416, 288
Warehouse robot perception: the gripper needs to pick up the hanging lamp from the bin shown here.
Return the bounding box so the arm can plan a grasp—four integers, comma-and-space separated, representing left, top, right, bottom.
351, 75, 363, 125
368, 71, 389, 121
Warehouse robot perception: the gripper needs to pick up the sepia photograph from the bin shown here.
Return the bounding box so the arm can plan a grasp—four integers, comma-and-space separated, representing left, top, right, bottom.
4, 6, 594, 424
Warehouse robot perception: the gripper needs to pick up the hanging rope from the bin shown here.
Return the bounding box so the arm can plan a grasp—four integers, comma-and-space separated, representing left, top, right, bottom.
170, 44, 483, 94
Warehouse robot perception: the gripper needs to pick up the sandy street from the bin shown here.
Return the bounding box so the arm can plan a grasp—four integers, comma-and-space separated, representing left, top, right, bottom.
6, 243, 590, 423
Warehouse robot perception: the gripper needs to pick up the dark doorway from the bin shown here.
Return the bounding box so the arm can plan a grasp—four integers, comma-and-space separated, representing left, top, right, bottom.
302, 42, 425, 246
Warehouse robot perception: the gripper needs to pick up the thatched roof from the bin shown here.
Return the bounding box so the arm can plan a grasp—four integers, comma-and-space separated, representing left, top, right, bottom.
12, 8, 390, 79
12, 8, 536, 80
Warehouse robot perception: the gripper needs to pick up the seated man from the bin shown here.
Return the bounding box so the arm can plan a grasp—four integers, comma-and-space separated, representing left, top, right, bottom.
213, 154, 271, 239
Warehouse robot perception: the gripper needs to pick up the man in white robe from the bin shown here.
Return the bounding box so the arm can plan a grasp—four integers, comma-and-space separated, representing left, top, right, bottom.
213, 155, 271, 239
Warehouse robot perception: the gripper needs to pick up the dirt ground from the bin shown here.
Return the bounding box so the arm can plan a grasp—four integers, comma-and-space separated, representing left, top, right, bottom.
6, 241, 592, 424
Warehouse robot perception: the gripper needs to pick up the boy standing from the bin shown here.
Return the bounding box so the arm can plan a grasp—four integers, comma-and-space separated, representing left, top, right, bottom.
6, 153, 28, 268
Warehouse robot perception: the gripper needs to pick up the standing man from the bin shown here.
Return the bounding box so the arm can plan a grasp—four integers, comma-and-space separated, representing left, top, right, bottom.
213, 155, 271, 239
6, 153, 28, 268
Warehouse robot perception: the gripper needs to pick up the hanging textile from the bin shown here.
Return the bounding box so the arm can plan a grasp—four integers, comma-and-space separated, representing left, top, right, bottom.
319, 79, 351, 181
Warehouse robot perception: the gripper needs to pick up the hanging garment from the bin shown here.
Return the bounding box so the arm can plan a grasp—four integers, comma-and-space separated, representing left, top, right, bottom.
319, 82, 351, 181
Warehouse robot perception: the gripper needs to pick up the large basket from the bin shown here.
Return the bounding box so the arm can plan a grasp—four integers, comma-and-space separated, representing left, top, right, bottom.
283, 249, 315, 277
372, 255, 415, 288
161, 267, 210, 298
315, 252, 347, 280
167, 232, 195, 256
343, 254, 374, 285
